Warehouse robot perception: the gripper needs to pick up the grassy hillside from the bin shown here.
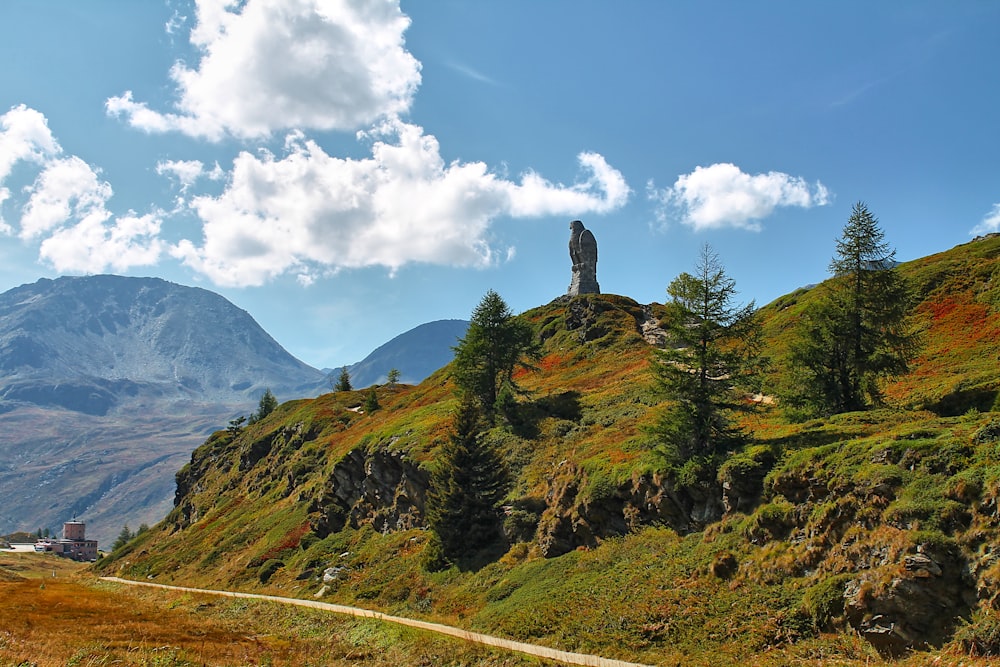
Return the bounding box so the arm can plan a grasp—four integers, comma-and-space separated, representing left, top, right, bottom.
94, 235, 1000, 666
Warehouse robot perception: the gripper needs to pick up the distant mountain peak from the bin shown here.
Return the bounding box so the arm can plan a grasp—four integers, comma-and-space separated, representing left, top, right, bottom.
0, 274, 327, 415
346, 319, 469, 388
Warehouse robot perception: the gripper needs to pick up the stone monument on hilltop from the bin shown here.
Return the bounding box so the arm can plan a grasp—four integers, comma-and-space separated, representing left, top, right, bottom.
567, 220, 600, 296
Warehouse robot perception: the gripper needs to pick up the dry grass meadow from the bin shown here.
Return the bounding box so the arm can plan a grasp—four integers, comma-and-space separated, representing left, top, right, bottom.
0, 552, 543, 667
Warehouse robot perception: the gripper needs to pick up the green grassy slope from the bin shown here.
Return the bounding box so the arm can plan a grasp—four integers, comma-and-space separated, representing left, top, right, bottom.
99, 235, 1000, 666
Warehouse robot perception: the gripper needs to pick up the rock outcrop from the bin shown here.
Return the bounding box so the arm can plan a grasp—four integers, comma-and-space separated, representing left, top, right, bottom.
567, 220, 600, 296
843, 545, 975, 656
309, 447, 428, 537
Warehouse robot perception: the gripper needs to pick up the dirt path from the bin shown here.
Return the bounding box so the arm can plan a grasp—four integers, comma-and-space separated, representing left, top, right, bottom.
102, 577, 656, 667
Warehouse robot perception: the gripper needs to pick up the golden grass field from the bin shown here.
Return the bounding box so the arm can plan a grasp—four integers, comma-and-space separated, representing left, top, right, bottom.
0, 552, 543, 667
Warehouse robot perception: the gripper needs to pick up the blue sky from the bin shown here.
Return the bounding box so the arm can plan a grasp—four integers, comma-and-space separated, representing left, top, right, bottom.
1, 1, 998, 371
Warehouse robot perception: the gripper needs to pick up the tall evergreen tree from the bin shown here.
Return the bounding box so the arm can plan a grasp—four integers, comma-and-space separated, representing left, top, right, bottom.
112, 524, 133, 551
333, 367, 352, 392
424, 397, 508, 569
652, 244, 762, 466
363, 387, 379, 413
250, 388, 278, 423
451, 290, 538, 419
790, 202, 918, 413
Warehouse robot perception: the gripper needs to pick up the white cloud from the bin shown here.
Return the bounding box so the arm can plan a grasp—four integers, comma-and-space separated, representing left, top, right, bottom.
107, 0, 422, 140
172, 120, 629, 287
39, 211, 163, 274
1, 104, 63, 230
0, 105, 163, 273
971, 203, 1000, 236
156, 159, 209, 192
508, 152, 630, 218
0, 104, 61, 180
20, 157, 113, 240
650, 162, 830, 231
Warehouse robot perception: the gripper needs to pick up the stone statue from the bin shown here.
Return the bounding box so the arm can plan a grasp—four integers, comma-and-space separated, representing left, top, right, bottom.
567, 220, 600, 295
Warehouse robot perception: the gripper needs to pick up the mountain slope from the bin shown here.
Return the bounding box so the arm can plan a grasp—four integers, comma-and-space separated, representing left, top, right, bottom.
100, 236, 1000, 665
346, 319, 468, 387
0, 275, 326, 414
0, 275, 328, 544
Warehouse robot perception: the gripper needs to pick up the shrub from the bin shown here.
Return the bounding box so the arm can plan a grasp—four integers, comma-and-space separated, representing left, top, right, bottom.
743, 499, 795, 543
709, 551, 738, 579
954, 610, 1000, 656
257, 559, 284, 584
802, 573, 853, 629
973, 419, 1000, 444
421, 531, 449, 572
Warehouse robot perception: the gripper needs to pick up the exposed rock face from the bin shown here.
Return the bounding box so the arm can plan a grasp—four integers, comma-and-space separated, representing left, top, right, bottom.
309, 447, 428, 537
843, 545, 975, 657
535, 463, 725, 557
567, 220, 600, 296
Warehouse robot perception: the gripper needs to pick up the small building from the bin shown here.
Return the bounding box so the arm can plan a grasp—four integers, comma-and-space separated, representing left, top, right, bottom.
33, 520, 98, 561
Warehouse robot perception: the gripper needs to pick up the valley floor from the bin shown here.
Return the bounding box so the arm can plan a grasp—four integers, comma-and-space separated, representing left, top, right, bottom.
2, 550, 996, 666
0, 553, 545, 667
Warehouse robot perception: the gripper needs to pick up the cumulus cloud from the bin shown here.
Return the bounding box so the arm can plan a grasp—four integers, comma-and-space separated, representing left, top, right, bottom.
0, 105, 163, 272
650, 162, 830, 231
0, 104, 61, 180
39, 211, 163, 274
156, 159, 224, 192
106, 0, 422, 140
172, 120, 629, 287
970, 203, 1000, 236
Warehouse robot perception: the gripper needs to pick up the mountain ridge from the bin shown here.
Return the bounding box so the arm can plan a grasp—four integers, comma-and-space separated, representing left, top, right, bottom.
0, 275, 464, 544
98, 235, 1000, 665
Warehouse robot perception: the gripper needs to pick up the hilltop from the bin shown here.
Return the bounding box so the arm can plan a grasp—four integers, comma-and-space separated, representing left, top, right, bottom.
98, 235, 1000, 665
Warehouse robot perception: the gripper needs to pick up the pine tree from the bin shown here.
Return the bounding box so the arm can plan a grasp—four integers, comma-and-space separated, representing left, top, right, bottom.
451, 290, 538, 420
249, 388, 278, 424
227, 415, 247, 436
651, 244, 762, 467
363, 387, 379, 413
790, 202, 919, 413
334, 367, 352, 392
112, 525, 133, 551
256, 388, 278, 420
386, 368, 401, 387
424, 397, 508, 569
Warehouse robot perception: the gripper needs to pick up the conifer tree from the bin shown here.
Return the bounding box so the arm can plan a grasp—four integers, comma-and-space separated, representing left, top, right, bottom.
363, 387, 379, 413
790, 202, 918, 413
259, 388, 278, 418
424, 397, 508, 569
249, 388, 278, 424
652, 244, 762, 467
451, 290, 538, 420
112, 524, 133, 551
334, 367, 352, 392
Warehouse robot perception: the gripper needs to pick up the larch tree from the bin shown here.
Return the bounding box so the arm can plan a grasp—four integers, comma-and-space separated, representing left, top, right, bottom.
333, 367, 352, 392
249, 388, 278, 424
652, 244, 762, 469
790, 202, 919, 413
451, 289, 538, 420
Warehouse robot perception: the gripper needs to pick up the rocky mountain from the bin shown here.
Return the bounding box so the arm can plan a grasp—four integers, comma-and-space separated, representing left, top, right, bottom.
0, 275, 327, 414
344, 319, 468, 388
100, 235, 1000, 665
0, 275, 328, 544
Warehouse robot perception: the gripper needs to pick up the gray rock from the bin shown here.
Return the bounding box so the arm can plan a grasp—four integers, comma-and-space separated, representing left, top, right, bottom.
567, 220, 600, 296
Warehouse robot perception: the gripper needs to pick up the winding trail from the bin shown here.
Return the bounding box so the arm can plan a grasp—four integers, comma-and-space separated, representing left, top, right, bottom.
101, 577, 656, 667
